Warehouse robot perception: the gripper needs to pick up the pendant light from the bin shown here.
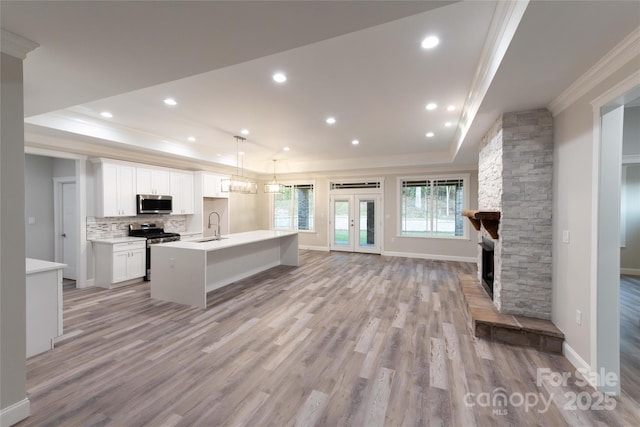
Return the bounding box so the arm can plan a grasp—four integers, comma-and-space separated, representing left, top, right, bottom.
264, 159, 284, 193
221, 135, 257, 194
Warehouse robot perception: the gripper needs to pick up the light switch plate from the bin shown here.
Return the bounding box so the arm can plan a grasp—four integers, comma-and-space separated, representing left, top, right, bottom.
562, 230, 570, 244
28, 216, 36, 225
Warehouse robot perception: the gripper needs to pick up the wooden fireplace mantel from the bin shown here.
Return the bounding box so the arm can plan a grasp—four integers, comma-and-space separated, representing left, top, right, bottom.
462, 210, 500, 239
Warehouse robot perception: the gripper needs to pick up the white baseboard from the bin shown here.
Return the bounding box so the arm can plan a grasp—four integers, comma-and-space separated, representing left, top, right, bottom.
299, 245, 330, 252
0, 398, 30, 426
83, 278, 95, 288
562, 342, 595, 389
381, 250, 476, 263
620, 268, 640, 277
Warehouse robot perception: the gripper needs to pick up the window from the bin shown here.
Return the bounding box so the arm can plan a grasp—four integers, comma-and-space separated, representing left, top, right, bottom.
273, 183, 314, 231
399, 176, 466, 237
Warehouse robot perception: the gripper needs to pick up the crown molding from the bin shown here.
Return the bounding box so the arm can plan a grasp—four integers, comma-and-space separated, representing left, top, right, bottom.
549, 26, 640, 117
1, 29, 39, 59
451, 0, 529, 159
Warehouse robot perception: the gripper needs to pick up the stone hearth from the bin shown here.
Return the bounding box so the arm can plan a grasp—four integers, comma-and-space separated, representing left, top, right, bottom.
458, 273, 564, 353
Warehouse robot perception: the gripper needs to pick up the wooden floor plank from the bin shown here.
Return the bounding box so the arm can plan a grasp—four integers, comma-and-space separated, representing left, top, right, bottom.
16, 251, 639, 427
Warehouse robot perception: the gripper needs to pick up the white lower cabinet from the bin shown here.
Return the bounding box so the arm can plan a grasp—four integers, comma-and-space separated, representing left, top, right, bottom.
95, 239, 146, 288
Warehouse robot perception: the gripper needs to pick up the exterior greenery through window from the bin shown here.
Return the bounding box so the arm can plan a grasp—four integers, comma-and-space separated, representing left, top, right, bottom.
273, 184, 314, 231
400, 178, 464, 237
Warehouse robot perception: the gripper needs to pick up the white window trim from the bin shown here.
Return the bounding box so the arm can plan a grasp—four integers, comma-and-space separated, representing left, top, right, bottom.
396, 173, 470, 240
269, 179, 316, 232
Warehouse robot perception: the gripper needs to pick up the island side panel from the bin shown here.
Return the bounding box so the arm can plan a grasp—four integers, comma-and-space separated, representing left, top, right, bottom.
280, 233, 299, 266
151, 245, 207, 309
26, 269, 59, 357
206, 238, 281, 293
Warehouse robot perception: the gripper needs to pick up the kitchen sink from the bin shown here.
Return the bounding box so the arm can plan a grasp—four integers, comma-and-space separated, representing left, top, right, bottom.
197, 237, 227, 243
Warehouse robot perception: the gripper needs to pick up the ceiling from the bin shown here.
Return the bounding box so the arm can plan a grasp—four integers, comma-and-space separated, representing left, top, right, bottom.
2, 1, 639, 176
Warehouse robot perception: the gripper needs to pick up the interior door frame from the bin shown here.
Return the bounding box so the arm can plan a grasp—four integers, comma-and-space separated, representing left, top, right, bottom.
53, 176, 77, 280
590, 73, 640, 395
328, 184, 384, 254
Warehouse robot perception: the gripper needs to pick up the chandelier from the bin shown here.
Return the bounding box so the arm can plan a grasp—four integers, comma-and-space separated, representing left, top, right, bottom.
221, 135, 257, 194
264, 159, 284, 193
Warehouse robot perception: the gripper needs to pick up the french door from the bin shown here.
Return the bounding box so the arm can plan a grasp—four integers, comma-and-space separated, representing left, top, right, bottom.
330, 195, 381, 254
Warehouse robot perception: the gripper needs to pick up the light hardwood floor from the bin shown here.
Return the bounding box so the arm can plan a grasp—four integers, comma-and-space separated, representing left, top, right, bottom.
18, 251, 640, 426
621, 275, 640, 406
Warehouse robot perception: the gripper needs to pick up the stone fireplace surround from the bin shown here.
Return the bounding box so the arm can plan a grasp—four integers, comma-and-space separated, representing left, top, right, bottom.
477, 108, 553, 320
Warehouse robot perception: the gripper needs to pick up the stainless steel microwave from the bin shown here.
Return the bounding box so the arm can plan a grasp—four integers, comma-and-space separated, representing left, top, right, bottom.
137, 194, 172, 214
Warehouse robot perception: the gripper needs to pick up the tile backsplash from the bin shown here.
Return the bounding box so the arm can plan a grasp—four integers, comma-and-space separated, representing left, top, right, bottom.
87, 215, 187, 240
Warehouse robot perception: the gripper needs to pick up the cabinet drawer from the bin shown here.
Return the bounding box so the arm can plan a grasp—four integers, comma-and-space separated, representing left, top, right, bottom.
113, 241, 146, 252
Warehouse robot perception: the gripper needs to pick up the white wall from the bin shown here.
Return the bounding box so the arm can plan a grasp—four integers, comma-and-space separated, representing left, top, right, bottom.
53, 157, 75, 178
623, 106, 640, 156
229, 192, 260, 233
622, 106, 640, 272
257, 167, 479, 260
24, 154, 55, 261
1, 51, 29, 424
24, 155, 76, 262
621, 164, 640, 272
552, 58, 640, 364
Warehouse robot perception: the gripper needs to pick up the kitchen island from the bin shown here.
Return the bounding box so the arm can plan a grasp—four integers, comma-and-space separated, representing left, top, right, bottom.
150, 230, 298, 308
26, 258, 66, 357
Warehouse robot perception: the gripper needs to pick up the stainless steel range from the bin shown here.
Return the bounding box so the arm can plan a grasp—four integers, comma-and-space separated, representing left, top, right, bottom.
128, 222, 180, 281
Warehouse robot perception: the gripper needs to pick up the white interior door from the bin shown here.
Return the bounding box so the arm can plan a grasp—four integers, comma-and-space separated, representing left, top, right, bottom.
330, 195, 381, 254
61, 182, 77, 280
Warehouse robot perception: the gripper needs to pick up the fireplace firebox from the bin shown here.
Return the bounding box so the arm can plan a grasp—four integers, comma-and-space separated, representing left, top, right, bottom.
480, 236, 494, 299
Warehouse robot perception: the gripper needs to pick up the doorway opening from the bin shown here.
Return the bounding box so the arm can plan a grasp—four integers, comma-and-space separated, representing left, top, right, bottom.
329, 183, 383, 254
593, 80, 640, 396
54, 178, 77, 280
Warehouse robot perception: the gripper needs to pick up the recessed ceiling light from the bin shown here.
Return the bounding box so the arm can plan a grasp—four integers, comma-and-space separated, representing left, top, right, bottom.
351, 139, 360, 145
426, 132, 435, 138
445, 122, 453, 127
239, 151, 245, 156
187, 136, 196, 142
425, 103, 437, 111
216, 154, 222, 157
163, 98, 177, 106
273, 72, 287, 83
241, 129, 250, 135
421, 36, 440, 49
447, 105, 456, 111
100, 111, 113, 118
283, 146, 290, 151
326, 117, 336, 125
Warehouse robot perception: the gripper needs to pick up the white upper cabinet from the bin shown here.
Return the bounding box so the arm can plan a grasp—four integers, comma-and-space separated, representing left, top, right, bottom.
136, 167, 170, 195
93, 161, 136, 217
170, 171, 194, 215
200, 172, 229, 199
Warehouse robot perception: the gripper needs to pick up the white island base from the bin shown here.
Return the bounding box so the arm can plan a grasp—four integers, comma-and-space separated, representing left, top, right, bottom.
150, 230, 298, 309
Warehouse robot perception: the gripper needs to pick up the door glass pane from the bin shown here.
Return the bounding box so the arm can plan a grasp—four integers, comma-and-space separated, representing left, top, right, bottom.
359, 200, 375, 247
334, 200, 349, 246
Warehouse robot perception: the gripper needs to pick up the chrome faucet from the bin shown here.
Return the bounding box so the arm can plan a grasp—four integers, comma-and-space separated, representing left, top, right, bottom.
207, 211, 221, 239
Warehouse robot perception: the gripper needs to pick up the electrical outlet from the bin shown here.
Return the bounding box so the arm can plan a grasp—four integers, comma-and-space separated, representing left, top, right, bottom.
562, 230, 570, 244
110, 223, 117, 231
576, 310, 582, 325
28, 216, 36, 225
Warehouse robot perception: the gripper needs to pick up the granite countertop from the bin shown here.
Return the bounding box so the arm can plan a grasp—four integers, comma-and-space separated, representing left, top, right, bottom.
90, 236, 147, 244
